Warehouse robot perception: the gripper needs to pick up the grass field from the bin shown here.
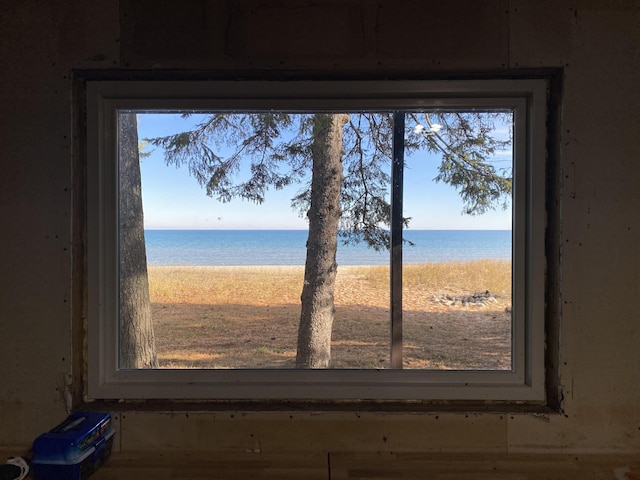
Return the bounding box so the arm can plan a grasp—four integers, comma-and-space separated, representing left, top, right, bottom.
148, 260, 512, 370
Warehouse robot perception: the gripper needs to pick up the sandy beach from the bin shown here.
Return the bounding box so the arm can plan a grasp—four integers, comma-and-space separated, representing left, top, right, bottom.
148, 261, 512, 370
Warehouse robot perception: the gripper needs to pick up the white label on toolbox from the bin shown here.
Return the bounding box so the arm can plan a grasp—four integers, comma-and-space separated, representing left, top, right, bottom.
60, 417, 86, 432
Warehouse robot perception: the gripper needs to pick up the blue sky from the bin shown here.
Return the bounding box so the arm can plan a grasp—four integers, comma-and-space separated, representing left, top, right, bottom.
136, 113, 513, 230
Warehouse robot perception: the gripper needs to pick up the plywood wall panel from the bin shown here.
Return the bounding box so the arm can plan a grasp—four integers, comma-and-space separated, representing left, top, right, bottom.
118, 411, 507, 453
2, 0, 640, 459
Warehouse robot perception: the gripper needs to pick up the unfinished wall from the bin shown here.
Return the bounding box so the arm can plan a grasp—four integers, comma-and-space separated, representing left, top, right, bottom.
1, 0, 639, 458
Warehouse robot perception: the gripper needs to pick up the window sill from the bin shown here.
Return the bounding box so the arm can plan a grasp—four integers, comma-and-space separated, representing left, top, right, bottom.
78, 398, 557, 414
92, 451, 640, 480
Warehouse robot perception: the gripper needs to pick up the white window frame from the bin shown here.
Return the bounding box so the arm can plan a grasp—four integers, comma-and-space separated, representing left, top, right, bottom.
86, 79, 547, 402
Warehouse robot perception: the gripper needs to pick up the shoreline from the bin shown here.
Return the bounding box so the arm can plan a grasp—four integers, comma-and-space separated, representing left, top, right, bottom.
147, 260, 510, 268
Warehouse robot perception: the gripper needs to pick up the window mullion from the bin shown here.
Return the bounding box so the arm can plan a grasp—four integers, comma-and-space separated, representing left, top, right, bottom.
390, 111, 405, 369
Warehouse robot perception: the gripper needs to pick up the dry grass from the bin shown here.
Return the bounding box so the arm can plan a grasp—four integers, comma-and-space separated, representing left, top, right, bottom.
148, 261, 512, 370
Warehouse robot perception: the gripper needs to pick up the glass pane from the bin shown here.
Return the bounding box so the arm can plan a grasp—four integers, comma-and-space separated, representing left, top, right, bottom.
116, 109, 513, 371
402, 111, 513, 370
119, 111, 392, 369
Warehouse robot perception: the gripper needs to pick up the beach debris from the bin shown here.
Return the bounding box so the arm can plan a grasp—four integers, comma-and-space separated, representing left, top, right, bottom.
430, 290, 498, 307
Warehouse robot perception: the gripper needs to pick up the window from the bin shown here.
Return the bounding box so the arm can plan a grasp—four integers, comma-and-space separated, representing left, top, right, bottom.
86, 79, 547, 402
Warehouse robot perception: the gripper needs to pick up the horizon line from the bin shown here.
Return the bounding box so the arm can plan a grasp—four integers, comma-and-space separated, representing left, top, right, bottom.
143, 227, 513, 231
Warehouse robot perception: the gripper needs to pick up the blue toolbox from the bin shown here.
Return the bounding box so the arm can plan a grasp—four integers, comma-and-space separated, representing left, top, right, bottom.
31, 412, 115, 480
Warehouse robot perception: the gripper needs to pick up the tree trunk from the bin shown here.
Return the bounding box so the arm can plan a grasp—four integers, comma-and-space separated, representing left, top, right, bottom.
118, 112, 158, 369
296, 114, 349, 368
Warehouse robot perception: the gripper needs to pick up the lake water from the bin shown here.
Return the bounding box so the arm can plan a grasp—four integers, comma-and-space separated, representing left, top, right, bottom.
144, 230, 511, 266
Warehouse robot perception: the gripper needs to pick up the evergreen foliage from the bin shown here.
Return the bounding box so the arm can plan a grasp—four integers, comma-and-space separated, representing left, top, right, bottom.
147, 111, 512, 250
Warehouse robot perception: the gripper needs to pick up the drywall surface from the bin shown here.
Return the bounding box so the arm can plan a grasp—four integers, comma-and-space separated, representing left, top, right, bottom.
1, 0, 639, 459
